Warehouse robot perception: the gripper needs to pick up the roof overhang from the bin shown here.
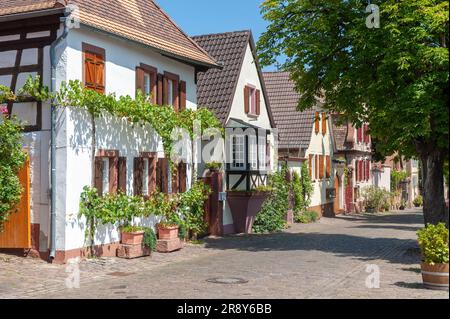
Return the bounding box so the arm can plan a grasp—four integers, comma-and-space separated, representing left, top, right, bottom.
0, 7, 65, 23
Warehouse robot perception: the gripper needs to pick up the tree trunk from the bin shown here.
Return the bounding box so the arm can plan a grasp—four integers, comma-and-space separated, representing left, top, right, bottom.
420, 149, 448, 227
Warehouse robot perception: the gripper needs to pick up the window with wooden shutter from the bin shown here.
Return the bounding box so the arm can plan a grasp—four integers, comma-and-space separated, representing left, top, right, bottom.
364, 124, 370, 144
94, 150, 119, 196
355, 160, 359, 182
366, 160, 370, 181
82, 43, 105, 94
319, 155, 324, 179
179, 81, 187, 111
315, 112, 320, 134
326, 156, 331, 178
136, 63, 157, 104
309, 154, 313, 179
163, 71, 180, 111
133, 153, 157, 197
322, 113, 327, 135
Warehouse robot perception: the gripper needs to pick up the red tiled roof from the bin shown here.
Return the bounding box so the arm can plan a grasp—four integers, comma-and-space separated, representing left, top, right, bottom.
0, 0, 218, 69
263, 71, 316, 150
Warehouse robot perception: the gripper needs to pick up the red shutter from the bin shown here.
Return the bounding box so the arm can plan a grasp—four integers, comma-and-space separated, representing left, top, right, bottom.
133, 157, 143, 196
95, 59, 105, 93
244, 86, 250, 114
255, 89, 261, 115
322, 113, 327, 135
364, 124, 369, 144
179, 81, 186, 111
355, 160, 359, 182
357, 127, 362, 143
326, 156, 331, 178
319, 155, 324, 179
359, 160, 363, 182
94, 157, 103, 196
315, 112, 320, 134
173, 79, 179, 112
366, 161, 370, 181
118, 157, 127, 193
157, 73, 163, 105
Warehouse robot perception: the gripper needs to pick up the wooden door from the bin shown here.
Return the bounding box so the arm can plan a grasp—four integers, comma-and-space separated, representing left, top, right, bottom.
333, 174, 341, 215
0, 158, 31, 248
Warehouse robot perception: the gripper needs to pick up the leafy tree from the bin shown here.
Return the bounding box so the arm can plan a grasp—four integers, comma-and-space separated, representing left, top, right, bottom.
258, 0, 449, 226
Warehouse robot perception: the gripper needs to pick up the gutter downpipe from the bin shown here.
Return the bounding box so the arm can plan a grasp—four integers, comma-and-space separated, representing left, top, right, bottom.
49, 16, 69, 261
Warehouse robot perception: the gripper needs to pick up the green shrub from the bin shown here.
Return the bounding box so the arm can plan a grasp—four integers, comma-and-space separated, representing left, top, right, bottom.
295, 210, 318, 224
143, 227, 157, 251
252, 165, 289, 233
0, 116, 27, 232
413, 195, 423, 207
417, 223, 449, 265
362, 186, 391, 213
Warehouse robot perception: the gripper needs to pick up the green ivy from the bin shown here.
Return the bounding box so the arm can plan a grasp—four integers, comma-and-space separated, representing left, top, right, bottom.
143, 227, 157, 251
252, 165, 290, 233
0, 116, 27, 231
6, 76, 222, 169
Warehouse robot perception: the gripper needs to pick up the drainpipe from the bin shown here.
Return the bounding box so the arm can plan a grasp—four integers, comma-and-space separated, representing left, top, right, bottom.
49, 17, 69, 261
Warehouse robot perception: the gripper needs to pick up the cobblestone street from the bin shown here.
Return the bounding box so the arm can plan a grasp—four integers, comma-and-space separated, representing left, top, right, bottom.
0, 209, 448, 299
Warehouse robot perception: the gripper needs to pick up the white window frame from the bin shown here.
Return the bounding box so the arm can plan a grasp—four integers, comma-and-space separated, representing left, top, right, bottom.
258, 136, 266, 170
232, 135, 245, 170
168, 79, 174, 106
143, 73, 151, 96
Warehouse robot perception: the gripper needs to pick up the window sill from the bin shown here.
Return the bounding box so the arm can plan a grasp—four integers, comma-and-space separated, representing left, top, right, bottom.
247, 113, 259, 119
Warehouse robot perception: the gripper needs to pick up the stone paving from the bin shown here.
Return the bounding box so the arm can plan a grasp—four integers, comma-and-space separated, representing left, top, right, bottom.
0, 208, 448, 299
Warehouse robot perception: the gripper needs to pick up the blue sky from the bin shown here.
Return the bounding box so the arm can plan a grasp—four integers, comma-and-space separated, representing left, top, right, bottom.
156, 0, 279, 71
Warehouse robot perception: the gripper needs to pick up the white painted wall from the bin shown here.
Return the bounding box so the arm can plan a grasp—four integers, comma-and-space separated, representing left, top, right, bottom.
304, 116, 335, 208
51, 27, 199, 251
373, 165, 391, 191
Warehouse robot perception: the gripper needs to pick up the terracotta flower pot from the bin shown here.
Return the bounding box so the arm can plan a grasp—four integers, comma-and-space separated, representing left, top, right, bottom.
121, 231, 145, 245
158, 225, 179, 240
421, 262, 449, 290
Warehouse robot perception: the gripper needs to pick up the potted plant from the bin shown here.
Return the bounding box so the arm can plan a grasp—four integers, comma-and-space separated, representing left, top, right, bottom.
413, 195, 423, 208
151, 191, 181, 240
205, 161, 222, 172
417, 223, 449, 290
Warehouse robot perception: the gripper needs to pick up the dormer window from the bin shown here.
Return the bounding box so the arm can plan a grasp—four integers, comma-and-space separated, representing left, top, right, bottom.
244, 85, 260, 117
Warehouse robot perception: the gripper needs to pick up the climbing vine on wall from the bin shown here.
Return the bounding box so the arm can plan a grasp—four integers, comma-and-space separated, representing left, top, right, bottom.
2, 76, 222, 167
0, 113, 27, 231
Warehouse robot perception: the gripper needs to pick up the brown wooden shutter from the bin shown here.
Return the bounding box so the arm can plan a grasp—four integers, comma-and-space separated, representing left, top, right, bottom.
315, 155, 320, 180
319, 155, 324, 179
133, 157, 143, 196
157, 73, 163, 105
255, 89, 261, 115
364, 124, 369, 144
109, 156, 118, 194
157, 158, 169, 193
173, 79, 179, 112
163, 76, 169, 105
326, 156, 331, 178
94, 157, 104, 196
149, 155, 157, 193
357, 127, 362, 143
172, 166, 179, 194
309, 154, 313, 179
244, 86, 250, 114
118, 157, 127, 193
136, 67, 144, 97
84, 52, 96, 90
315, 112, 320, 134
96, 59, 105, 93
322, 113, 327, 135
266, 139, 271, 168
179, 81, 186, 111
178, 163, 187, 193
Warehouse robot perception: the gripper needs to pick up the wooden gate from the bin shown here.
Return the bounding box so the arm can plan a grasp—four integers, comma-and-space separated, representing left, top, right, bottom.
0, 158, 31, 248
